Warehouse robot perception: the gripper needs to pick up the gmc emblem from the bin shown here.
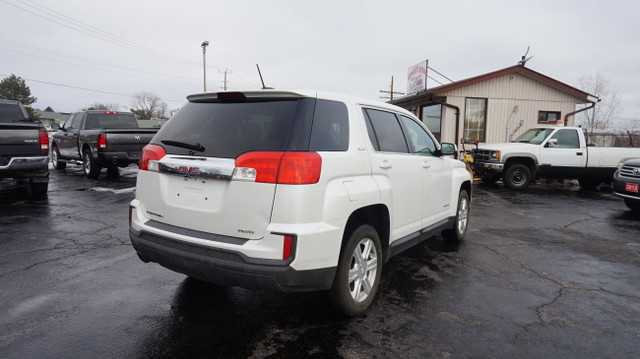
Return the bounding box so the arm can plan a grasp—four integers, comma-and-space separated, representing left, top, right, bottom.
178, 166, 200, 175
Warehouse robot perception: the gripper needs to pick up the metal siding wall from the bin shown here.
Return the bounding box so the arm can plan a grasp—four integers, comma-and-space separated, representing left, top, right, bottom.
440, 73, 580, 144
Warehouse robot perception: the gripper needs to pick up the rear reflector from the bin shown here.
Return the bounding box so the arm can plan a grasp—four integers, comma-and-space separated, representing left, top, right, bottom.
139, 144, 166, 171
282, 235, 294, 260
234, 151, 321, 184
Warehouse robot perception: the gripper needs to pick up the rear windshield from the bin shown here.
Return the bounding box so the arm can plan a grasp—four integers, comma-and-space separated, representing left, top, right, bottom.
0, 103, 29, 123
85, 113, 139, 129
153, 98, 317, 158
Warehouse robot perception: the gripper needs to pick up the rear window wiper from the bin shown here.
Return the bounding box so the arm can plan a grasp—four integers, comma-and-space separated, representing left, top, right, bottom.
161, 140, 205, 152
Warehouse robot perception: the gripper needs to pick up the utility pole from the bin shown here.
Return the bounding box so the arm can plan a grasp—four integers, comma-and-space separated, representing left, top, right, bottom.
379, 76, 405, 101
201, 41, 209, 92
219, 69, 232, 91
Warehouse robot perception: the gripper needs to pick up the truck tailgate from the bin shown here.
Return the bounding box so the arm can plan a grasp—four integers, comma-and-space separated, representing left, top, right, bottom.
0, 123, 44, 161
103, 129, 158, 154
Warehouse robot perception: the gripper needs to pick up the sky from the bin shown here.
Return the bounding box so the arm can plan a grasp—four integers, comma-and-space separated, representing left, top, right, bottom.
1, 0, 639, 128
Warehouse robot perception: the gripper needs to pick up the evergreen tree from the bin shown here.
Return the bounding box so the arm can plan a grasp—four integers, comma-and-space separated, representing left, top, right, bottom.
0, 74, 37, 105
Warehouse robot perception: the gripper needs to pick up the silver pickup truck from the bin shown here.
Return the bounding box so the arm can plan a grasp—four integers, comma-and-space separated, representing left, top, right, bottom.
0, 99, 49, 196
51, 110, 158, 178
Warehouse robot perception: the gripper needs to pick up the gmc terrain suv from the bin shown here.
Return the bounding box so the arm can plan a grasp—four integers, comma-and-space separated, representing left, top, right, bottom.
129, 90, 472, 315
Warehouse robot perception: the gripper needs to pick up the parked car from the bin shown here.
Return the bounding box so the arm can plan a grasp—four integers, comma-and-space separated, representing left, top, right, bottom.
473, 126, 640, 190
129, 90, 473, 316
0, 99, 49, 196
51, 110, 159, 178
612, 158, 640, 212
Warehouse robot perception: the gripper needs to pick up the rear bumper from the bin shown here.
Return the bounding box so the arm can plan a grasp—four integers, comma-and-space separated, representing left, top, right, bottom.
0, 156, 49, 179
129, 228, 336, 292
97, 151, 140, 167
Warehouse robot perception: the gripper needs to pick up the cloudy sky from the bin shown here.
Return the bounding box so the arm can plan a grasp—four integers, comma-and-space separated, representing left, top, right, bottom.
1, 0, 638, 127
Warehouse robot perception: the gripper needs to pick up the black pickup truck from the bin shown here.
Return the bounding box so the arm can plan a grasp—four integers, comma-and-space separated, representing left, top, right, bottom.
51, 110, 158, 178
0, 99, 49, 196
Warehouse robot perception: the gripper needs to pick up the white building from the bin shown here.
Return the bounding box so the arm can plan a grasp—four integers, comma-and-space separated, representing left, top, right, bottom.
390, 65, 598, 145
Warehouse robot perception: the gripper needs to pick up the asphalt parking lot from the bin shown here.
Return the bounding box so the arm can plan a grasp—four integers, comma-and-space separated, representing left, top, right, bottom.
1, 166, 639, 359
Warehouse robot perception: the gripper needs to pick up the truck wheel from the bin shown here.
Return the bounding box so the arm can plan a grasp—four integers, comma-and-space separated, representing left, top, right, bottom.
578, 178, 601, 190
624, 198, 640, 212
51, 144, 66, 170
482, 174, 500, 184
503, 164, 532, 191
106, 166, 120, 178
330, 224, 382, 316
83, 149, 101, 179
442, 189, 470, 243
29, 179, 48, 197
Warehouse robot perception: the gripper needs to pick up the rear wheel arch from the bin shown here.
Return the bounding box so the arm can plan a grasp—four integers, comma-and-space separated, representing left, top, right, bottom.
341, 204, 389, 261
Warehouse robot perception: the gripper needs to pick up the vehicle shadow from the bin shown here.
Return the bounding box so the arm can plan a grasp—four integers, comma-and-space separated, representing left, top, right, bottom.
135, 236, 459, 359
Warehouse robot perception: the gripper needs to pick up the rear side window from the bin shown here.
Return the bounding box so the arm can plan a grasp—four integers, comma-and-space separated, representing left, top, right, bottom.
85, 113, 138, 129
363, 108, 409, 153
0, 103, 28, 123
309, 100, 349, 151
154, 98, 315, 158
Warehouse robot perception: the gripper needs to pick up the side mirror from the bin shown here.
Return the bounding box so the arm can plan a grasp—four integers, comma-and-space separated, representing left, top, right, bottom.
546, 138, 558, 147
440, 142, 457, 156
51, 123, 60, 130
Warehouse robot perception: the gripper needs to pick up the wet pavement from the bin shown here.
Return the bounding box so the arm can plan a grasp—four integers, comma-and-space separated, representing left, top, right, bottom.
1, 167, 639, 358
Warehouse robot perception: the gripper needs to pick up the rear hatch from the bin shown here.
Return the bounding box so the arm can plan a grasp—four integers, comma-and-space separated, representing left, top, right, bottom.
138, 91, 317, 240
0, 103, 45, 165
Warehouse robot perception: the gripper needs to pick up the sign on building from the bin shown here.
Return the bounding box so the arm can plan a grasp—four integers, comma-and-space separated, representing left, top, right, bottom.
407, 60, 428, 95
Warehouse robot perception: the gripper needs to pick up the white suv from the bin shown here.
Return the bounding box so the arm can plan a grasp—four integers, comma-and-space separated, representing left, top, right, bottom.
129, 90, 472, 315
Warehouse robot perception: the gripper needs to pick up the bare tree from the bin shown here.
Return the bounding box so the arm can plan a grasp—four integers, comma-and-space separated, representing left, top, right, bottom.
129, 92, 168, 119
577, 73, 620, 131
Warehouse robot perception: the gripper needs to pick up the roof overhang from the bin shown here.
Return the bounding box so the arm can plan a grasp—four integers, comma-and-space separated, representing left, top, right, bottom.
390, 65, 597, 106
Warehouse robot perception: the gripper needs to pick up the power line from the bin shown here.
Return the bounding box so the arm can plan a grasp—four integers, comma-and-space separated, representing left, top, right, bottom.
0, 73, 185, 103
1, 0, 209, 69
0, 41, 200, 85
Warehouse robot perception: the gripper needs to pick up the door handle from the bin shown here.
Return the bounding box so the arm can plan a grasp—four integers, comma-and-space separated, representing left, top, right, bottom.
379, 160, 392, 169
576, 152, 583, 156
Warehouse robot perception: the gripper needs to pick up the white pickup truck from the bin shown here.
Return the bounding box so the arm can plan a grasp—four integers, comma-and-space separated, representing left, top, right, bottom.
472, 126, 640, 190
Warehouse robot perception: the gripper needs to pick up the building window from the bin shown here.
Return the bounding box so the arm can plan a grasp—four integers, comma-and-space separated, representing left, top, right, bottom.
538, 111, 561, 124
464, 98, 487, 142
421, 104, 441, 141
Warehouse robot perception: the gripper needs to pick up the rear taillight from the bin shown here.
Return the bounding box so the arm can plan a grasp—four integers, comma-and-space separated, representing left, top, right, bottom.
234, 151, 322, 184
39, 130, 49, 151
139, 144, 166, 171
97, 134, 107, 149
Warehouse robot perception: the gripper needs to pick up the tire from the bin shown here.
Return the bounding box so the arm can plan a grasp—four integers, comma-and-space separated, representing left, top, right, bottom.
624, 198, 640, 212
442, 189, 470, 242
503, 163, 533, 191
106, 166, 120, 178
482, 174, 500, 184
330, 224, 383, 316
28, 179, 48, 197
83, 148, 101, 179
51, 144, 66, 170
579, 178, 601, 190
